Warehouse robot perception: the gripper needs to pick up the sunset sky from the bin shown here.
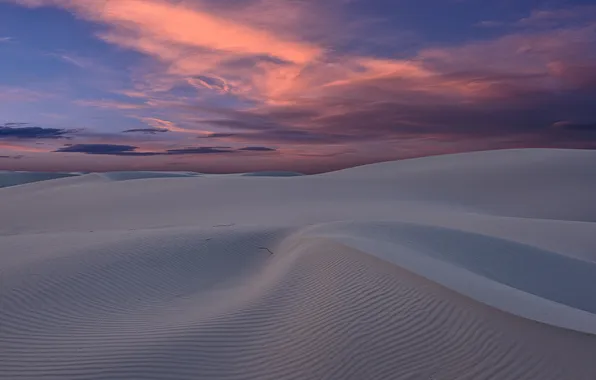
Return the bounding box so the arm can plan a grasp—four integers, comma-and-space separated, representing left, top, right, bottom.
1, 0, 595, 173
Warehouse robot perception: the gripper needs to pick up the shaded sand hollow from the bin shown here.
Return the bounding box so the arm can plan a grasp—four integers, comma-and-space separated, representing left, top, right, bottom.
1, 149, 596, 379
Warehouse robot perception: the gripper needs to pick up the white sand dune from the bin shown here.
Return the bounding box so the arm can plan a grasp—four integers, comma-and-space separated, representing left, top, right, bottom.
1, 148, 596, 379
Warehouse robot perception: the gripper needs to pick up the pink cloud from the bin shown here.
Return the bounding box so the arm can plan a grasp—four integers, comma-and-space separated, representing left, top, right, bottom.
11, 1, 596, 104
14, 0, 321, 62
6, 0, 596, 170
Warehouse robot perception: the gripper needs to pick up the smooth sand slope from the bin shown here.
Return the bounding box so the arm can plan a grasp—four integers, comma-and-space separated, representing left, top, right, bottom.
1, 148, 596, 380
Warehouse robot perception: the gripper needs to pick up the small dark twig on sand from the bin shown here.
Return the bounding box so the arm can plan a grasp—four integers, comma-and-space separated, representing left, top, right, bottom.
258, 247, 274, 255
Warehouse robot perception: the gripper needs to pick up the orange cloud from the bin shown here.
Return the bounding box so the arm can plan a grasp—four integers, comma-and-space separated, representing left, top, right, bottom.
104, 1, 319, 62
10, 0, 454, 104
15, 0, 320, 62
11, 0, 596, 133
12, 0, 330, 101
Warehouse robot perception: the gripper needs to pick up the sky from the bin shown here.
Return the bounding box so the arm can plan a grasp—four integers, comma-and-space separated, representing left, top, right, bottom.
0, 0, 595, 173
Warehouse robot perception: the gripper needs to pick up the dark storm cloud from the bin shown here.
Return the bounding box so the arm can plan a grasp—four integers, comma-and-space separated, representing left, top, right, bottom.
123, 128, 169, 134
55, 144, 149, 155
55, 144, 227, 156
238, 146, 277, 152
0, 155, 24, 159
198, 133, 237, 139
0, 124, 72, 139
54, 144, 277, 156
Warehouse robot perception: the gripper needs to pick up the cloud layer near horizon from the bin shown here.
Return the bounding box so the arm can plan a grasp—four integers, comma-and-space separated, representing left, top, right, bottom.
1, 0, 596, 172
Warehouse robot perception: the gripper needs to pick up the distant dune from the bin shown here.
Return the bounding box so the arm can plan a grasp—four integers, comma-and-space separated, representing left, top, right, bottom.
97, 171, 203, 181
1, 149, 596, 380
241, 171, 304, 177
0, 171, 78, 188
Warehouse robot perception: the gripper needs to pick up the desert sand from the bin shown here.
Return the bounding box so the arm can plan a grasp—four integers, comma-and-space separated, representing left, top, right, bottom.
1, 148, 596, 379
